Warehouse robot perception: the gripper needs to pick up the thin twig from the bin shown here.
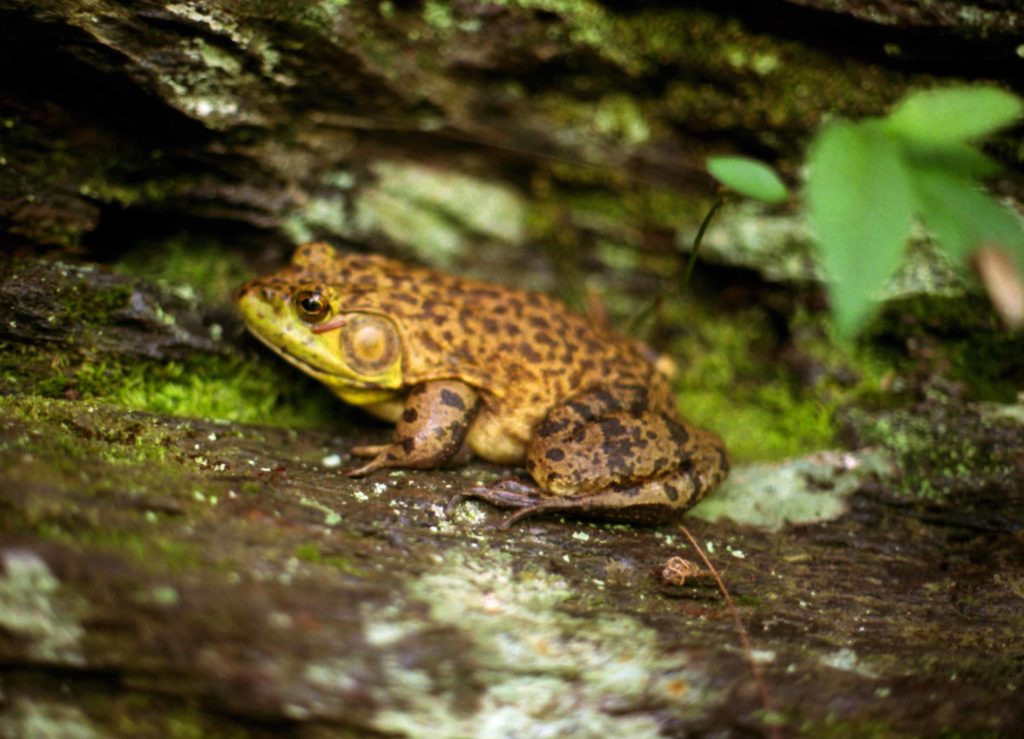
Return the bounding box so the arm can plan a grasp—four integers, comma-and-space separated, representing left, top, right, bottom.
678, 524, 782, 739
626, 194, 726, 336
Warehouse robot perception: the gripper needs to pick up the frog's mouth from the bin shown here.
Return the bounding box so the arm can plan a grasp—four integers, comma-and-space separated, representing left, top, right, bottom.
243, 319, 389, 391
249, 327, 329, 379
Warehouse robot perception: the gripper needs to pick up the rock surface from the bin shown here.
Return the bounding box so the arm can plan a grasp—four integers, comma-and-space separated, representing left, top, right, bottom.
2, 390, 1023, 737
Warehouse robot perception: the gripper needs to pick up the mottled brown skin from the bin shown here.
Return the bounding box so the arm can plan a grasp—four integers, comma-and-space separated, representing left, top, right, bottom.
238, 242, 728, 525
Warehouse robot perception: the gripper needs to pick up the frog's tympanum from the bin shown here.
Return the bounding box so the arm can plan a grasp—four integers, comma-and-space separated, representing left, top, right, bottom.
238, 243, 728, 526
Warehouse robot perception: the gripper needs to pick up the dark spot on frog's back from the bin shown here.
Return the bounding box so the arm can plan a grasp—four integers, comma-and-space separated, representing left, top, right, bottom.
418, 331, 442, 353
545, 448, 565, 462
519, 342, 542, 363
669, 421, 690, 446
440, 388, 466, 411
664, 484, 680, 502
402, 408, 418, 423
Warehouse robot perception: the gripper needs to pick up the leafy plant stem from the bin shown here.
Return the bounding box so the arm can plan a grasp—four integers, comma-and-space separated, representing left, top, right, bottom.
626, 194, 724, 336
683, 195, 725, 290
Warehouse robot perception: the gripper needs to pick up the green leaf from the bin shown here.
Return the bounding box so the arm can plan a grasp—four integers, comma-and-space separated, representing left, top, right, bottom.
707, 156, 788, 203
887, 85, 1023, 144
901, 139, 1001, 179
908, 167, 1024, 265
806, 121, 914, 337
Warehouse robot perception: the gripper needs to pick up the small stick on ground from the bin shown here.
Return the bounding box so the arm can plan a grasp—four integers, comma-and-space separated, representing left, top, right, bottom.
678, 524, 782, 739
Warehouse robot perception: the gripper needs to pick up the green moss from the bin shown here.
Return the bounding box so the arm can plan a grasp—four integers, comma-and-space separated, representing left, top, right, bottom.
493, 4, 907, 133
845, 400, 1018, 501
532, 93, 656, 152
638, 9, 903, 130
295, 541, 363, 575
867, 293, 1024, 403
525, 166, 707, 294
651, 299, 899, 463
34, 524, 203, 572
100, 356, 339, 427
493, 0, 641, 74
666, 305, 823, 461
422, 0, 455, 35
5, 258, 136, 326
90, 694, 253, 739
681, 384, 833, 462
77, 177, 180, 209
1, 343, 341, 429
1, 395, 171, 466
798, 715, 908, 739
113, 236, 255, 309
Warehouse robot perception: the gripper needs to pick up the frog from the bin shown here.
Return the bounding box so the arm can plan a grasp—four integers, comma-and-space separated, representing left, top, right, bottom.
237, 242, 728, 526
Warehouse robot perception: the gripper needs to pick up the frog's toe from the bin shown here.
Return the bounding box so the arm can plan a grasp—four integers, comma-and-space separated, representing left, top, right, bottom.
445, 479, 541, 515
446, 480, 594, 529
344, 453, 394, 477
349, 443, 389, 458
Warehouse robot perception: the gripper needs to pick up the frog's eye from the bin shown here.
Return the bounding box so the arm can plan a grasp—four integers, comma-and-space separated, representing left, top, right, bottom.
294, 289, 330, 323
341, 314, 400, 375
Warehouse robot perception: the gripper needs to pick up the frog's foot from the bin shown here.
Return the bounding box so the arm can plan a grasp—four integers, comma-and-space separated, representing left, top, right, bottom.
446, 479, 537, 524
447, 480, 586, 530
344, 444, 393, 476
345, 454, 392, 477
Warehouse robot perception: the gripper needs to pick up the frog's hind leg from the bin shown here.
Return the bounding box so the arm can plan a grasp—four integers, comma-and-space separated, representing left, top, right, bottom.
526, 395, 693, 496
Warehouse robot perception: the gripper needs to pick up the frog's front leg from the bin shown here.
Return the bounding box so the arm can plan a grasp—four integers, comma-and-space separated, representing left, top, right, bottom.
346, 380, 479, 476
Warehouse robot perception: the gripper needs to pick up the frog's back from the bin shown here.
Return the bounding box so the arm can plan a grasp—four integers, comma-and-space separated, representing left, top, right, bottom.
332, 253, 671, 413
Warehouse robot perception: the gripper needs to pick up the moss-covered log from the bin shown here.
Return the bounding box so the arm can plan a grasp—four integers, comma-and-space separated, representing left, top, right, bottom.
2, 389, 1023, 737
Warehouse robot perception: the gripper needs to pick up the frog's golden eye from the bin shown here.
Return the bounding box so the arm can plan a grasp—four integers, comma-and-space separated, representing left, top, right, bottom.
341, 314, 400, 375
294, 289, 330, 323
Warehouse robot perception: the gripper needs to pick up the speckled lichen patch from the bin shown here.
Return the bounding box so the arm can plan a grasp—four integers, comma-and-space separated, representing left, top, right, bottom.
0, 548, 86, 665
691, 450, 895, 530
0, 700, 102, 739
370, 547, 715, 736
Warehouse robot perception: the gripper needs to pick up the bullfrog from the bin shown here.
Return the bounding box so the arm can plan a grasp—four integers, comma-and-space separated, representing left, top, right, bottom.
238, 242, 728, 526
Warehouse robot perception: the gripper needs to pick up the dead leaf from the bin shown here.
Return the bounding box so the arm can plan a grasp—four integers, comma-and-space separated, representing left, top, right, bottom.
972, 245, 1024, 329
